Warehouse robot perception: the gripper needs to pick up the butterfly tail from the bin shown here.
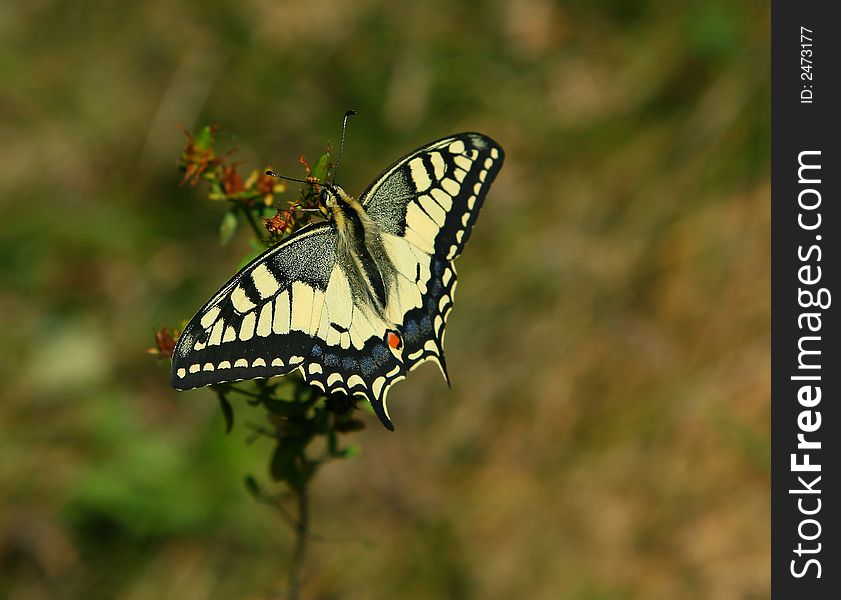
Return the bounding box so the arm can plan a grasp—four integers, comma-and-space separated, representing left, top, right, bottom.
368, 395, 396, 431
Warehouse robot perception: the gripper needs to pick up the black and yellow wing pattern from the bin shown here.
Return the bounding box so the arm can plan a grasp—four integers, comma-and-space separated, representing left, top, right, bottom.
171, 132, 504, 429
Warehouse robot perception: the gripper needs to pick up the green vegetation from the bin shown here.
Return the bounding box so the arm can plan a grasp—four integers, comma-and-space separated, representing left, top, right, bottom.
1, 1, 769, 598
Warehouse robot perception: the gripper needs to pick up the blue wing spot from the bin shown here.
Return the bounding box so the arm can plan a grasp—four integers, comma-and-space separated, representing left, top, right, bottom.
430, 278, 443, 295
342, 357, 357, 371
311, 345, 323, 357
360, 357, 375, 376
373, 344, 388, 361
405, 319, 419, 342
420, 316, 432, 332
324, 353, 339, 367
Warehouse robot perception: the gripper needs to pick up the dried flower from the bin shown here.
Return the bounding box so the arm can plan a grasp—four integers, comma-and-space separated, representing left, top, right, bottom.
222, 164, 246, 195
178, 125, 222, 186
148, 327, 179, 359
263, 210, 292, 236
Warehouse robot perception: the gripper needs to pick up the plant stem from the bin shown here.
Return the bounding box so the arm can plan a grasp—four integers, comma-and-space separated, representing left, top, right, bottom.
286, 482, 309, 600
239, 204, 265, 242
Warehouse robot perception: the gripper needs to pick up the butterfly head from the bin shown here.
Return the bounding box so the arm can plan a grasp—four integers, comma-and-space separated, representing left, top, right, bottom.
318, 185, 335, 210
318, 184, 361, 220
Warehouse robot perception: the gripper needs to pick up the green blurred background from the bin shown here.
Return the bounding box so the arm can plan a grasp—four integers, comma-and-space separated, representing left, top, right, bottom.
1, 0, 769, 598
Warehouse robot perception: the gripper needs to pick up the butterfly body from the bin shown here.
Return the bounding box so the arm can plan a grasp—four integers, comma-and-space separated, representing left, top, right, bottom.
172, 132, 504, 430
326, 186, 396, 319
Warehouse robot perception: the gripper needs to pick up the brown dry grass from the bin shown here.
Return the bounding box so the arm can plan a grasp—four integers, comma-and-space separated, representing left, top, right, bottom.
1, 1, 768, 598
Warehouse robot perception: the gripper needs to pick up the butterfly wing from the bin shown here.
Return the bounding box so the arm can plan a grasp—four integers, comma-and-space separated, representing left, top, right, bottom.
362, 132, 504, 259
360, 132, 504, 377
171, 219, 408, 429
171, 222, 341, 389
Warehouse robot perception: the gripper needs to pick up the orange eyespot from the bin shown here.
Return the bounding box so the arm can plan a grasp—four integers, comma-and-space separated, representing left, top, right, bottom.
387, 331, 402, 350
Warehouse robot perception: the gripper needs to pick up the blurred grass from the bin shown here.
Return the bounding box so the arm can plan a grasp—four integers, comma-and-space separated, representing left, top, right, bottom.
1, 0, 768, 598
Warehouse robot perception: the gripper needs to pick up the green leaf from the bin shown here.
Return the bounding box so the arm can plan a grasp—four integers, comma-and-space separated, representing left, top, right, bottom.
311, 151, 331, 183
216, 392, 234, 433
244, 475, 261, 498
194, 125, 216, 151
219, 210, 239, 245
340, 444, 361, 459
263, 398, 308, 418
270, 438, 306, 484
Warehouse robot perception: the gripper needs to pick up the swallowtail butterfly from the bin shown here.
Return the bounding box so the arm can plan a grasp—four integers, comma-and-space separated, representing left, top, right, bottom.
171, 128, 504, 430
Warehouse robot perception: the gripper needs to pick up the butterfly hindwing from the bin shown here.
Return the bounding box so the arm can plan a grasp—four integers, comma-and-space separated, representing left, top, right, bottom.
398, 256, 457, 377
303, 259, 407, 429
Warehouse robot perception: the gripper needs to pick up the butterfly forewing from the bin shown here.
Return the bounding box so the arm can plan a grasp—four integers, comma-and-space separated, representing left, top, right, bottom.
361, 132, 504, 260
171, 222, 338, 389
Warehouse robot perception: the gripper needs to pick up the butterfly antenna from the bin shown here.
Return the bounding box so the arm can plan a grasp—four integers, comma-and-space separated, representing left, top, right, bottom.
332, 109, 356, 185
265, 170, 324, 187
